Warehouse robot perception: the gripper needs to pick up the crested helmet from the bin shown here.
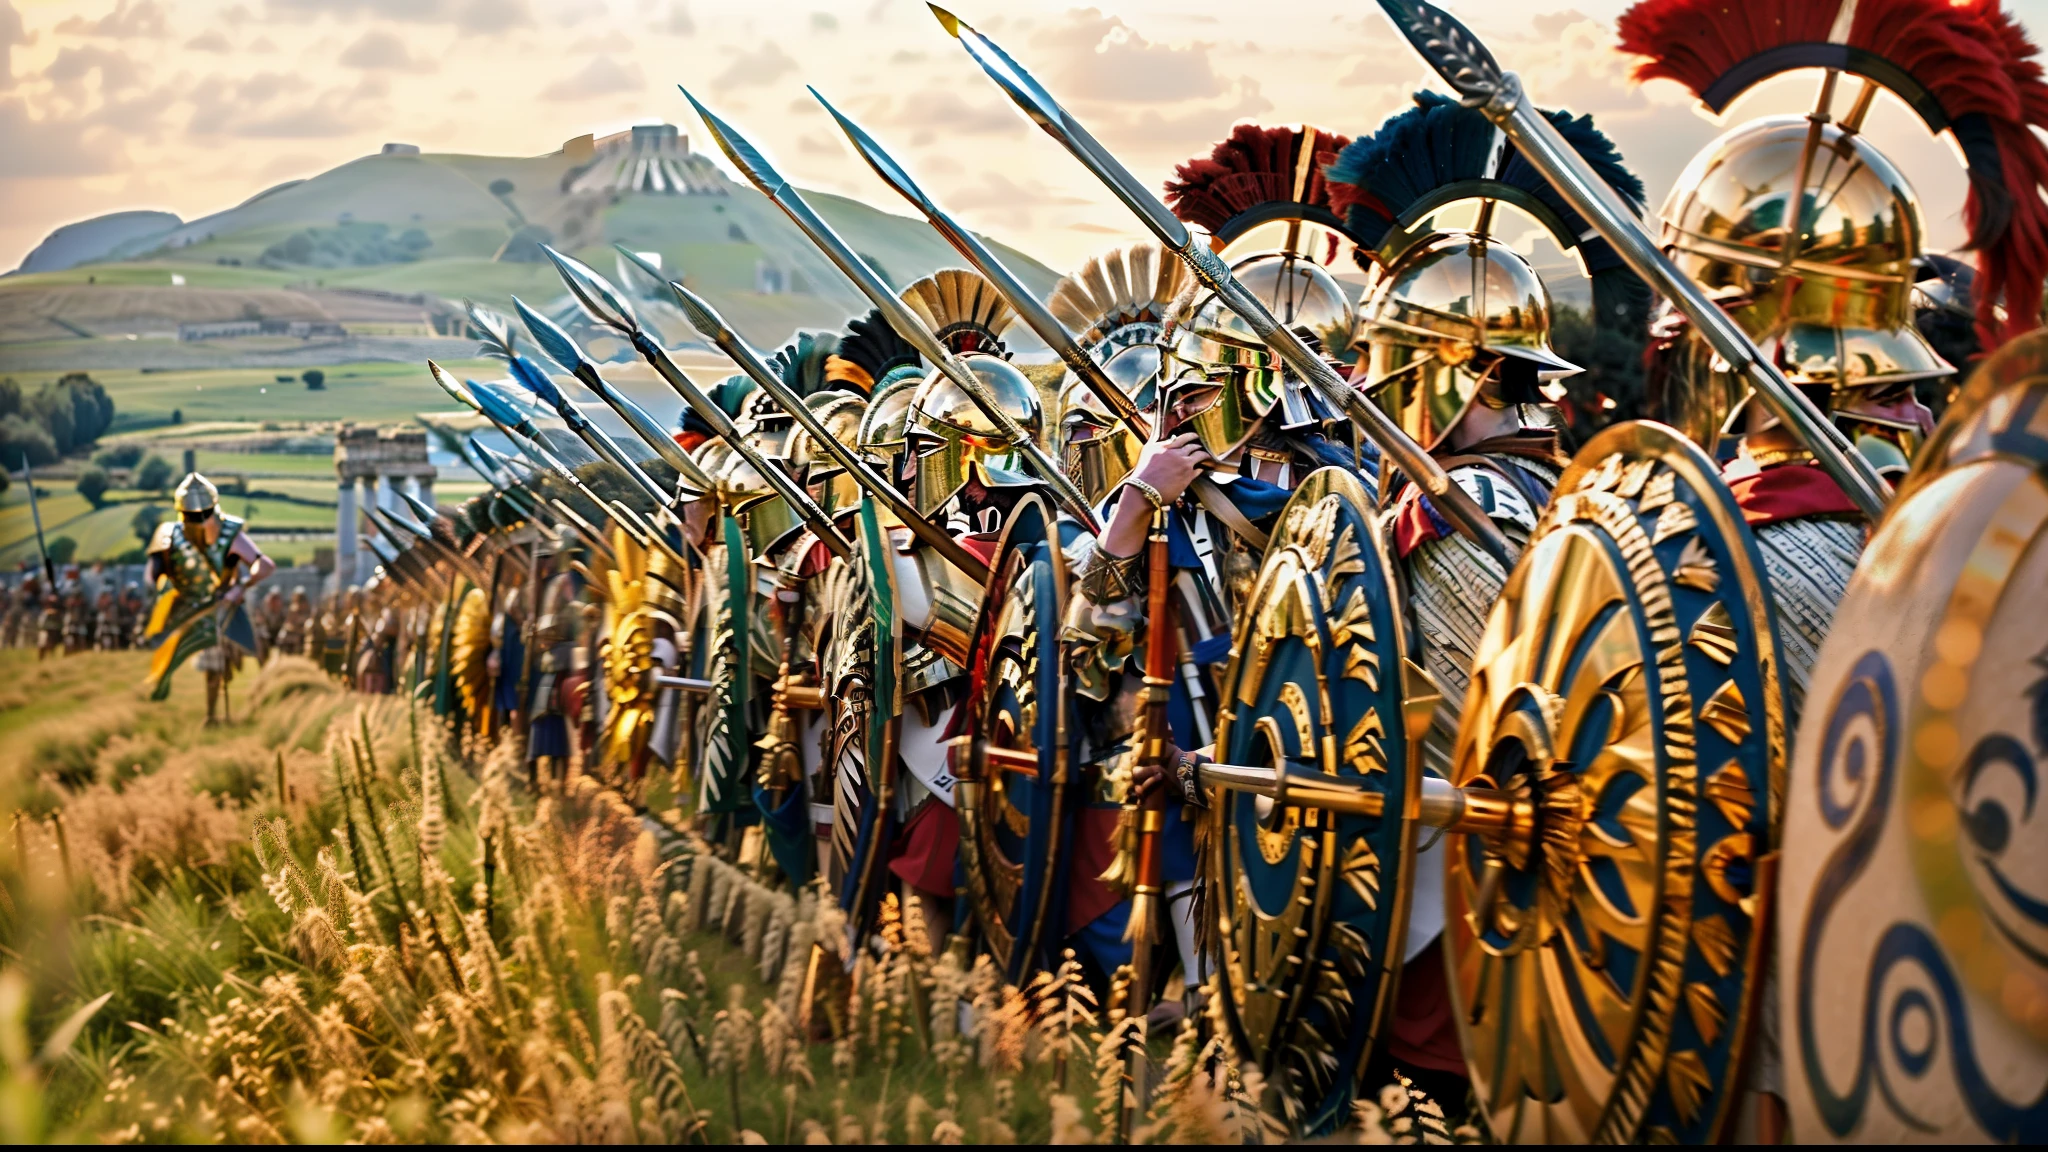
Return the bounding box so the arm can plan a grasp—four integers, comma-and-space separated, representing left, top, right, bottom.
1047, 242, 1192, 500
895, 269, 1043, 519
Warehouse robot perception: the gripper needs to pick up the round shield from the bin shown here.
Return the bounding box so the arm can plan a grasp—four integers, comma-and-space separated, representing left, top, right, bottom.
1781, 333, 2048, 1143
820, 497, 902, 962
1448, 421, 1785, 1143
957, 492, 1073, 984
1210, 467, 1418, 1135
696, 514, 754, 814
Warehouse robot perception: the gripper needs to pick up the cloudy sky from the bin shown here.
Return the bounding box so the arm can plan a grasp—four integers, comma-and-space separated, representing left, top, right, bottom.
4, 0, 2046, 272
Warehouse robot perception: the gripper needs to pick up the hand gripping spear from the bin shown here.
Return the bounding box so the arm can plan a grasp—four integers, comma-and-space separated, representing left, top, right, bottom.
535, 246, 854, 561
928, 4, 1513, 569
808, 88, 1269, 550
678, 88, 1101, 534
660, 275, 996, 586
1370, 0, 1889, 520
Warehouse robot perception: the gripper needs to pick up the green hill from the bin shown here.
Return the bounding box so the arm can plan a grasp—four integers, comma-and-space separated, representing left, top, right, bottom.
2, 134, 1060, 364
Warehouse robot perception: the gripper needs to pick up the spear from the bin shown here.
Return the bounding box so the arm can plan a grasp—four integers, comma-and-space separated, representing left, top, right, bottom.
677, 88, 1101, 533
809, 90, 1268, 548
536, 247, 855, 560
429, 361, 646, 560
663, 280, 994, 585
928, 4, 1512, 568
510, 296, 721, 502
1370, 0, 1888, 520
20, 454, 55, 585
467, 301, 685, 515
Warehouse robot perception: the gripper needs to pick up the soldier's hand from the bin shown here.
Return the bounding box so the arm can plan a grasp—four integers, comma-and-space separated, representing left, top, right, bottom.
1131, 432, 1211, 505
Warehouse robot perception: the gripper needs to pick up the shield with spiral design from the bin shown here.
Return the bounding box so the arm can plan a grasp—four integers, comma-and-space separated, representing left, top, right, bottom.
820, 496, 902, 962
957, 493, 1073, 985
1781, 334, 2048, 1143
696, 514, 754, 814
1448, 421, 1785, 1144
1210, 467, 1418, 1135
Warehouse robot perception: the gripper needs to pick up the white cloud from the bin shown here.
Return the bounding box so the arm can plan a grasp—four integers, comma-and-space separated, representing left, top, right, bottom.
338, 29, 423, 70
711, 42, 796, 89
539, 54, 645, 101
185, 29, 231, 52
0, 95, 120, 176
809, 11, 836, 33
1, 1, 34, 84
57, 0, 169, 39
1030, 10, 1226, 105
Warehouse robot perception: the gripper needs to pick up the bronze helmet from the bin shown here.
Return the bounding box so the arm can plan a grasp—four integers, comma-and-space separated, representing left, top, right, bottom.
1355, 232, 1579, 450
783, 389, 868, 518
903, 354, 1044, 518
1047, 242, 1191, 502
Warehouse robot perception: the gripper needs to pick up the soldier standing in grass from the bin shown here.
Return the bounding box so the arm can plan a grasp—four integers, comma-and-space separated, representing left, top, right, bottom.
143, 473, 276, 724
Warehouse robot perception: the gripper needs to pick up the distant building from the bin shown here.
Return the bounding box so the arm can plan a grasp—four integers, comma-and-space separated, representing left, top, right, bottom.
178, 318, 348, 341
381, 142, 421, 155
755, 260, 784, 295
564, 124, 728, 197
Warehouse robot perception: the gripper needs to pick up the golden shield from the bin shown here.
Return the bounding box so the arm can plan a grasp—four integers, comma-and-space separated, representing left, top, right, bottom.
1210, 467, 1418, 1134
818, 498, 901, 963
1781, 333, 2048, 1142
1449, 422, 1786, 1143
955, 493, 1074, 984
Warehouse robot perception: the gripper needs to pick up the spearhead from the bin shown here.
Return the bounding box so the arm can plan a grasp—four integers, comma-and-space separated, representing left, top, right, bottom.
427, 360, 478, 410
470, 378, 537, 433
398, 488, 442, 524
613, 244, 669, 294
466, 300, 519, 358
1374, 0, 1507, 107
929, 4, 1188, 248
666, 280, 731, 346
505, 354, 570, 414
812, 87, 935, 216
543, 245, 641, 335
680, 86, 789, 195
513, 295, 592, 378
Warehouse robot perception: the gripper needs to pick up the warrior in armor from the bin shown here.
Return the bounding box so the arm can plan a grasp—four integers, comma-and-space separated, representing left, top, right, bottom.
528, 571, 579, 786
143, 473, 275, 723
278, 587, 310, 658
36, 590, 60, 660
62, 580, 91, 655
256, 588, 286, 662
93, 589, 121, 650
1079, 123, 1385, 1024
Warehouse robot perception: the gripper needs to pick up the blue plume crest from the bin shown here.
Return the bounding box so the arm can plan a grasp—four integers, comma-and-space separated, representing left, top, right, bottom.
1325, 90, 1649, 328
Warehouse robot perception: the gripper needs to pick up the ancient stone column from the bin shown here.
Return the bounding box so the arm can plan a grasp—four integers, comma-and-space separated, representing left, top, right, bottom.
335, 476, 358, 595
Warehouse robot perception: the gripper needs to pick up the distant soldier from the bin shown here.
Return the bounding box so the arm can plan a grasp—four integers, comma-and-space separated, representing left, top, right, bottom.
143, 473, 276, 724
93, 589, 122, 650
256, 588, 287, 662
36, 592, 61, 660
62, 588, 91, 655
117, 583, 144, 649
278, 588, 311, 658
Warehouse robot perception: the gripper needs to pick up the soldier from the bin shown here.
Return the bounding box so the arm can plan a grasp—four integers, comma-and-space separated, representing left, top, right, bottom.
62, 579, 91, 655
278, 587, 311, 659
255, 588, 286, 663
528, 571, 578, 786
143, 473, 275, 723
93, 588, 121, 650
36, 590, 61, 660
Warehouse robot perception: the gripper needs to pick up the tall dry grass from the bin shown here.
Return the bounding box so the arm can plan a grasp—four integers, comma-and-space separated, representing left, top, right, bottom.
0, 651, 1481, 1144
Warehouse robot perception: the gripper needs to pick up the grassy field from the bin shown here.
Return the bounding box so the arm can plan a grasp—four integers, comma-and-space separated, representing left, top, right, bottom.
0, 651, 1227, 1144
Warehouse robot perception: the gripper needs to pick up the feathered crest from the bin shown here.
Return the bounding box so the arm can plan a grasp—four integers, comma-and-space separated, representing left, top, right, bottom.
1048, 243, 1194, 356
1325, 91, 1649, 329
900, 268, 1015, 356
767, 331, 842, 400
1616, 0, 2048, 347
831, 308, 922, 393
1162, 123, 1362, 251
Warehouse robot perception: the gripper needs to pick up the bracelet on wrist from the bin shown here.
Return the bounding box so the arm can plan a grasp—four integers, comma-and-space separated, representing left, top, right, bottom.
1122, 476, 1166, 512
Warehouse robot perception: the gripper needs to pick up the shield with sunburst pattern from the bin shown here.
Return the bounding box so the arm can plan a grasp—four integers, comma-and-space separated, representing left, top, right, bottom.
1210, 467, 1418, 1135
1449, 421, 1785, 1144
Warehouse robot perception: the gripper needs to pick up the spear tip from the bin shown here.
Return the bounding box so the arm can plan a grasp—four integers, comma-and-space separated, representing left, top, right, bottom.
928, 3, 964, 37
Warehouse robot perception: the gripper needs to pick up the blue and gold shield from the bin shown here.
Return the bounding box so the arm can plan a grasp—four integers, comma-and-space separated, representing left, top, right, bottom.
823, 497, 901, 963
1782, 333, 2048, 1143
956, 493, 1074, 985
1210, 467, 1419, 1135
1449, 421, 1786, 1143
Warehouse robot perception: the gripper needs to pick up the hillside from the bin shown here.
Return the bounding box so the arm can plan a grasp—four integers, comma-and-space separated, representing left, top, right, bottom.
1, 131, 1061, 373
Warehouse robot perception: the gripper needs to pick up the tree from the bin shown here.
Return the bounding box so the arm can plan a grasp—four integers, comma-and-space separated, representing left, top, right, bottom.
303, 369, 326, 390
95, 443, 143, 469
0, 416, 57, 467
76, 467, 110, 508
46, 535, 76, 566
132, 504, 165, 546
136, 455, 173, 491
0, 378, 19, 420
170, 408, 182, 425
